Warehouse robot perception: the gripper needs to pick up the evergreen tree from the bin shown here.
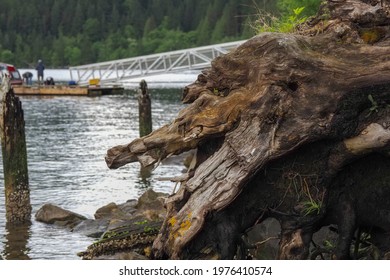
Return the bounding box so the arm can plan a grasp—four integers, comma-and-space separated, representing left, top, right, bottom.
50, 1, 62, 35
83, 18, 100, 42
0, 0, 320, 67
51, 34, 67, 67
1, 49, 14, 63
143, 16, 157, 38
72, 1, 85, 35
182, 0, 197, 31
196, 3, 215, 45
124, 0, 146, 37
109, 3, 121, 31
211, 1, 238, 42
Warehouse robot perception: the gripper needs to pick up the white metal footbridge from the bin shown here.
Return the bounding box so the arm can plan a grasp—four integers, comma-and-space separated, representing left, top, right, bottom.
69, 40, 246, 86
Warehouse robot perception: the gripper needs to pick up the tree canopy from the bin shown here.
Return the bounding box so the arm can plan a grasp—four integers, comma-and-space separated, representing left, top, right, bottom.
0, 0, 320, 67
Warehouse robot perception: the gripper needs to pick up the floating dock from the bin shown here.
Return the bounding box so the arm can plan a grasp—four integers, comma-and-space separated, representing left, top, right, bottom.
13, 85, 124, 96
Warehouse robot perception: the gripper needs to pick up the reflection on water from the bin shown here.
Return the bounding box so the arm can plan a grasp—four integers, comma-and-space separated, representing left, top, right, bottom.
3, 222, 31, 260
0, 88, 186, 259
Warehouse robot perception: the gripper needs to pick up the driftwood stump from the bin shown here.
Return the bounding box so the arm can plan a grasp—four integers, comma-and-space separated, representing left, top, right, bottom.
106, 0, 390, 259
138, 80, 152, 138
0, 75, 31, 224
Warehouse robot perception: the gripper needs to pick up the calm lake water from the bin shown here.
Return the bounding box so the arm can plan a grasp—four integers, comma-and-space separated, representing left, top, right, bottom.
0, 88, 187, 259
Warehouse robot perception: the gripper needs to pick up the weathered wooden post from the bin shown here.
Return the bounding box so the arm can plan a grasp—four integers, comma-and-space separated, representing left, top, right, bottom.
137, 80, 153, 179
0, 74, 31, 224
138, 79, 152, 137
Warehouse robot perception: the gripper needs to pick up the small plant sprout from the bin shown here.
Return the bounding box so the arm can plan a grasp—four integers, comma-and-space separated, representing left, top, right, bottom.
367, 94, 379, 116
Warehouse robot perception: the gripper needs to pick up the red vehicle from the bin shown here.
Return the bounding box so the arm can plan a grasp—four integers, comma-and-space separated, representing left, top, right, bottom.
0, 62, 23, 86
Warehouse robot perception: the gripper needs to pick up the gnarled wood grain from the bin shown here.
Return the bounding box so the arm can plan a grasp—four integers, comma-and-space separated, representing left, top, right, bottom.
106, 0, 390, 259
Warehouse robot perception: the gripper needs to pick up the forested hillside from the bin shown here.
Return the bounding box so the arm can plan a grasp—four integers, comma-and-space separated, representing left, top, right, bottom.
0, 0, 320, 68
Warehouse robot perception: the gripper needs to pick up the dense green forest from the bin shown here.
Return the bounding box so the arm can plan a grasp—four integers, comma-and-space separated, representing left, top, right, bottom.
0, 0, 320, 68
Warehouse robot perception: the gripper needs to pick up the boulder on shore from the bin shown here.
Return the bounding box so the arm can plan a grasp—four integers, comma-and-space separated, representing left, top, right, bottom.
35, 188, 169, 259
35, 203, 87, 228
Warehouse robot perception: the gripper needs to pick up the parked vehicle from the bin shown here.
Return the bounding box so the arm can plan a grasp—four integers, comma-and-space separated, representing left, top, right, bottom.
0, 63, 23, 86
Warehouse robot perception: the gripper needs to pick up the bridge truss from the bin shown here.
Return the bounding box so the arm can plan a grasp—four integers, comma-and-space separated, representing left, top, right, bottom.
69, 40, 246, 86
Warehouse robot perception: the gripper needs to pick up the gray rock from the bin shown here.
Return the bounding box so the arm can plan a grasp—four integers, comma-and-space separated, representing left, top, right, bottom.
94, 200, 137, 220
35, 203, 87, 228
246, 218, 280, 259
94, 202, 119, 220
136, 188, 167, 211
134, 189, 168, 221
118, 199, 138, 215
72, 219, 110, 238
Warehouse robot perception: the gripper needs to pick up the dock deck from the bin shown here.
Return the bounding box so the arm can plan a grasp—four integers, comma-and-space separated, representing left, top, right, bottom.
13, 85, 124, 96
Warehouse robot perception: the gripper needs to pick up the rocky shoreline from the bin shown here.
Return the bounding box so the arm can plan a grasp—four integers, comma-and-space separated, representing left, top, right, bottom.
35, 188, 168, 260
35, 187, 345, 260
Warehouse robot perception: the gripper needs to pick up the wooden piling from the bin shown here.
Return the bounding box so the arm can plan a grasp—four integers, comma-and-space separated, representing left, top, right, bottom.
138, 80, 152, 137
0, 79, 31, 224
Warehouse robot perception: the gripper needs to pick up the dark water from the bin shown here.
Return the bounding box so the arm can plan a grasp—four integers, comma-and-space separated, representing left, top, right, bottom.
0, 89, 186, 259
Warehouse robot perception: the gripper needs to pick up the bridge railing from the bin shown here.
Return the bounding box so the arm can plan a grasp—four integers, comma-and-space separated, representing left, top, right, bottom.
69, 40, 246, 86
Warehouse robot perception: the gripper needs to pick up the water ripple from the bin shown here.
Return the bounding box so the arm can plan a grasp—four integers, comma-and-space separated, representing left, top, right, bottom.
0, 89, 185, 259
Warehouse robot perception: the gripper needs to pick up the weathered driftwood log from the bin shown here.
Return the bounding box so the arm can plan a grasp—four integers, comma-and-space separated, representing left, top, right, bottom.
0, 75, 31, 224
106, 0, 390, 259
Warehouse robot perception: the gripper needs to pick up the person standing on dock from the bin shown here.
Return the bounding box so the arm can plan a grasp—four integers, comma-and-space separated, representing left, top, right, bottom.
35, 59, 45, 85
